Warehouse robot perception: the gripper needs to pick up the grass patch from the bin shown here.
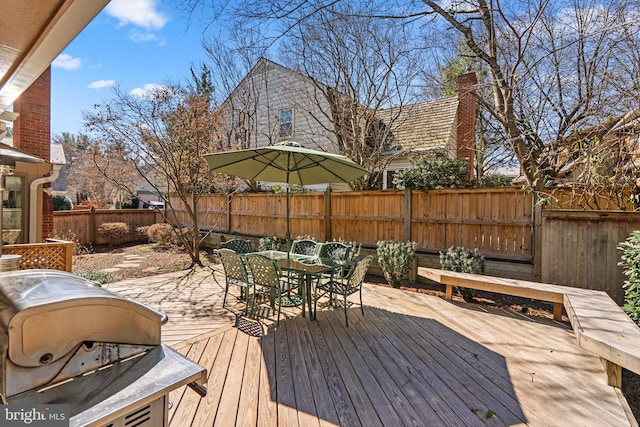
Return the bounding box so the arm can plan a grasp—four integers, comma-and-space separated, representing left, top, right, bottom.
74, 269, 121, 284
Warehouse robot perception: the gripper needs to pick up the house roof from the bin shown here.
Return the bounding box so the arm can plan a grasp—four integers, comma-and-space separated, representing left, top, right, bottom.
377, 96, 459, 151
50, 143, 66, 165
0, 0, 109, 113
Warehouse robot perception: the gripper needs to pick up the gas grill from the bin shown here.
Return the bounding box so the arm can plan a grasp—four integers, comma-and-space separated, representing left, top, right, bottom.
0, 269, 207, 426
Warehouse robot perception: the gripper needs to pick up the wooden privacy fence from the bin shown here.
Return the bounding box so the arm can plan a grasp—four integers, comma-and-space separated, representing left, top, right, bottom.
170, 187, 534, 261
51, 189, 640, 303
541, 210, 640, 304
53, 208, 160, 246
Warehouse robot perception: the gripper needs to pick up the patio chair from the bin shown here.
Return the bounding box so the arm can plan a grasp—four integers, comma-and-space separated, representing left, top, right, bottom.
215, 248, 253, 315
319, 242, 352, 262
290, 239, 319, 259
221, 238, 253, 254
314, 255, 373, 327
244, 253, 305, 326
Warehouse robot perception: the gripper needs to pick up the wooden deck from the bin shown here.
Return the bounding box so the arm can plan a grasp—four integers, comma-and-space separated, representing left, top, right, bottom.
105, 267, 636, 426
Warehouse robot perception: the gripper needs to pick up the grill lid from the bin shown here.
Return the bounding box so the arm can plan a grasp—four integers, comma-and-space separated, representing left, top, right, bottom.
0, 270, 165, 367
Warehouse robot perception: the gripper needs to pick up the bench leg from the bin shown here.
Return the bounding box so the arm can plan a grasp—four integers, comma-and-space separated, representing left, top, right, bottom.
601, 358, 622, 388
553, 302, 563, 321
445, 285, 453, 300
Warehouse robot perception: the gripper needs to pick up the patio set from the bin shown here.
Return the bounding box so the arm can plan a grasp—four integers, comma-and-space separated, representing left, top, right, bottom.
216, 238, 373, 327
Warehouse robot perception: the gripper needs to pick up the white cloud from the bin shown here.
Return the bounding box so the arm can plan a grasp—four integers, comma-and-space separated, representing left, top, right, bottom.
105, 0, 169, 31
52, 54, 82, 70
130, 83, 166, 98
128, 30, 165, 45
88, 80, 116, 90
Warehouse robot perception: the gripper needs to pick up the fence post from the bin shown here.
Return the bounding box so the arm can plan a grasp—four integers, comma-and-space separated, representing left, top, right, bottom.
533, 200, 543, 281
90, 206, 97, 246
226, 194, 232, 233
325, 187, 332, 241
404, 188, 412, 242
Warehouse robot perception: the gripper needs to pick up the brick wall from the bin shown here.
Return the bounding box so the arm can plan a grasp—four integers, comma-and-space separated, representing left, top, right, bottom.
12, 66, 53, 238
456, 72, 477, 179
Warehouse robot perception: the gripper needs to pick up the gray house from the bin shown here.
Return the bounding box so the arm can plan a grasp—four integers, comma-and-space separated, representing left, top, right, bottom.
220, 58, 477, 190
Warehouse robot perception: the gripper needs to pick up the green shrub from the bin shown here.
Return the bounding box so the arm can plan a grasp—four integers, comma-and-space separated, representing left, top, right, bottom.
473, 174, 513, 188
440, 246, 485, 302
618, 231, 640, 325
392, 152, 470, 190
376, 240, 417, 288
97, 222, 129, 247
259, 235, 281, 251
53, 195, 72, 211
74, 269, 120, 284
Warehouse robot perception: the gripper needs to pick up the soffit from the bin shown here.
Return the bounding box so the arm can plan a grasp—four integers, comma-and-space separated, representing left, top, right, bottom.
0, 0, 109, 112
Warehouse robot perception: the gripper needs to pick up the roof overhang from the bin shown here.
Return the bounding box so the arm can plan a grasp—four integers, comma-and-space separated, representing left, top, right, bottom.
0, 0, 110, 113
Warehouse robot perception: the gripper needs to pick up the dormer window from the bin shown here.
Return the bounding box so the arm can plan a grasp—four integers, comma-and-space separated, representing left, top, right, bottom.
279, 108, 293, 139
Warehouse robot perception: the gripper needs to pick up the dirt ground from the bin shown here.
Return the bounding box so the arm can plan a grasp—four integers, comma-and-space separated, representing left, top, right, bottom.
72, 243, 639, 422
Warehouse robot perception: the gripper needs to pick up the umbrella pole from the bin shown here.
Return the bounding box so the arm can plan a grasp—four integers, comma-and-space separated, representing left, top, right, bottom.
286, 187, 291, 257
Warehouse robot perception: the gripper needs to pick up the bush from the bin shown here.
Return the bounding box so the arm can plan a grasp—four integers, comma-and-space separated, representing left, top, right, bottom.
97, 222, 129, 247
53, 195, 72, 211
440, 246, 485, 302
146, 223, 179, 248
259, 235, 281, 251
392, 152, 470, 190
376, 240, 417, 288
50, 229, 92, 255
74, 269, 120, 284
618, 231, 640, 325
473, 174, 513, 188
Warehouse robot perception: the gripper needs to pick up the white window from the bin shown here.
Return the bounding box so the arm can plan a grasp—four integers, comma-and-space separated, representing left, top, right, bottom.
279, 109, 293, 139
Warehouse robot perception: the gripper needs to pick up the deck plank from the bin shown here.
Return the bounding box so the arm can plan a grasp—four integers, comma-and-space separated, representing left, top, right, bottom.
285, 317, 322, 427
236, 336, 262, 426
326, 310, 426, 427
214, 330, 251, 426
191, 328, 239, 427
104, 269, 635, 427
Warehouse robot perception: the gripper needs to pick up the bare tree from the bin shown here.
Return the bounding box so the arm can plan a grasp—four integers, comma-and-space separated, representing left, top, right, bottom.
278, 2, 426, 189
175, 0, 640, 201
83, 66, 227, 265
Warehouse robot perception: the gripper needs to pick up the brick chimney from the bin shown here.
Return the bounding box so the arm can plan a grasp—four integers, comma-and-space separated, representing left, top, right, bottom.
456, 72, 477, 179
12, 66, 53, 238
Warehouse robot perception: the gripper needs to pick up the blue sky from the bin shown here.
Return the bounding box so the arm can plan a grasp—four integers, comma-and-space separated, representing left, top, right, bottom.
51, 0, 210, 137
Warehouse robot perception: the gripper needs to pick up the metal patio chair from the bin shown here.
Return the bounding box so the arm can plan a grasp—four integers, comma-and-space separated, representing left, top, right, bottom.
289, 239, 319, 257
216, 248, 253, 315
221, 238, 253, 254
244, 253, 305, 326
314, 255, 373, 327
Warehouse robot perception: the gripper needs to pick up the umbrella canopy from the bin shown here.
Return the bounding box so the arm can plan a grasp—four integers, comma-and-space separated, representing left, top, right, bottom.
204, 141, 369, 186
204, 141, 369, 243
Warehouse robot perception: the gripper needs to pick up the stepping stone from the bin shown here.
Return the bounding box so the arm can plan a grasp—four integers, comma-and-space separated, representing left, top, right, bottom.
114, 263, 140, 268
101, 268, 121, 273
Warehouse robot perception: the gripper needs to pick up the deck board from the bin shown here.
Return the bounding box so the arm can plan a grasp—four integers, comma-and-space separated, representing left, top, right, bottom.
103, 268, 636, 426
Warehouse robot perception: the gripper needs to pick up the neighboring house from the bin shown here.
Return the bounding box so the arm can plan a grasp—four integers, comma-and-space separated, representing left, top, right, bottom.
220, 58, 335, 153
220, 58, 477, 190
0, 0, 109, 242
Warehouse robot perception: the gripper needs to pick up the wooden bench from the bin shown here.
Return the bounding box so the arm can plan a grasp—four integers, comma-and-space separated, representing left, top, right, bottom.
419, 267, 640, 388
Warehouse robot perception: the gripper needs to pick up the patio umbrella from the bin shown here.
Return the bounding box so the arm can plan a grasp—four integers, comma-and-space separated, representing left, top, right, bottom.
0, 143, 45, 257
204, 141, 369, 244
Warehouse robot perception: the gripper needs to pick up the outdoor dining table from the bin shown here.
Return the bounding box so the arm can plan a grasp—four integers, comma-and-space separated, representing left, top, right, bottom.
249, 250, 344, 321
